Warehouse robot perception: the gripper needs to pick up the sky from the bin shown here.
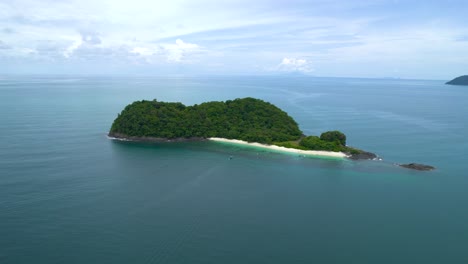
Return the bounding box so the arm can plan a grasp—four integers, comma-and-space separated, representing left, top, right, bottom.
1, 0, 468, 79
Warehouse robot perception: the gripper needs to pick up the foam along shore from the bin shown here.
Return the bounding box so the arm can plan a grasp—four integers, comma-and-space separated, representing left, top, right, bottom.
208, 137, 349, 159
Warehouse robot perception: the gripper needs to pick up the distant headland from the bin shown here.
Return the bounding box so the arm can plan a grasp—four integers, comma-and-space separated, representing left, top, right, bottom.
108, 97, 376, 160
446, 75, 468, 86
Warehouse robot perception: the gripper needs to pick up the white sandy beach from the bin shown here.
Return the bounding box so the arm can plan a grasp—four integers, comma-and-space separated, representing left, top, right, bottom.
208, 137, 349, 158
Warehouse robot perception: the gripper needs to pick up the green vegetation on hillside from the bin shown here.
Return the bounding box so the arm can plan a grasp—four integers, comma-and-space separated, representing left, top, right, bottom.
110, 97, 302, 144
109, 97, 365, 154
320, 130, 346, 146
299, 134, 360, 154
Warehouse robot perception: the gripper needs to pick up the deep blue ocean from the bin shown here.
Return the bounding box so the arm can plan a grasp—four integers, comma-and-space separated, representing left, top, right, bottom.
1, 75, 467, 263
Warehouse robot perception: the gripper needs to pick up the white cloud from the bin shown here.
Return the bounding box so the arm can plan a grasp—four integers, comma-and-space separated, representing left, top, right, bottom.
277, 57, 313, 73
130, 39, 202, 63
129, 45, 163, 64
130, 46, 155, 57
110, 39, 206, 64
63, 38, 82, 58
1, 0, 468, 77
163, 39, 200, 63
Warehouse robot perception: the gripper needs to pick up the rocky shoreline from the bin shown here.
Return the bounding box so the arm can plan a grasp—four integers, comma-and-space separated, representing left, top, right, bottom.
108, 132, 207, 143
399, 163, 435, 171
346, 150, 378, 160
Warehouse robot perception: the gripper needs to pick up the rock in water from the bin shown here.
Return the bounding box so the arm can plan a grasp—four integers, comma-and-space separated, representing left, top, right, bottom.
399, 163, 435, 171
348, 151, 377, 160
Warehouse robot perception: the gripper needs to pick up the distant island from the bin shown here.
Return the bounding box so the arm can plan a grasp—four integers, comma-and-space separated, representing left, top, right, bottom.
109, 98, 376, 159
446, 75, 468, 86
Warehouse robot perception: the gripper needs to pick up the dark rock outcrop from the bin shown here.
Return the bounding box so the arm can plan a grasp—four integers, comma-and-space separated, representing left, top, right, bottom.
399, 163, 435, 171
446, 75, 468, 86
348, 151, 378, 160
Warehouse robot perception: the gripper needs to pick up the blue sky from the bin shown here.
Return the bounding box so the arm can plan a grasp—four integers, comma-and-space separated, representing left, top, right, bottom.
1, 0, 467, 79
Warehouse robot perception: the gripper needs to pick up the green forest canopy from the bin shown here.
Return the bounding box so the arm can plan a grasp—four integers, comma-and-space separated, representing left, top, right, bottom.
110, 97, 361, 153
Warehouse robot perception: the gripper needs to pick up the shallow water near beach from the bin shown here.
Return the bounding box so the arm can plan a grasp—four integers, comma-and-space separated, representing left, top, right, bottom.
1, 75, 468, 263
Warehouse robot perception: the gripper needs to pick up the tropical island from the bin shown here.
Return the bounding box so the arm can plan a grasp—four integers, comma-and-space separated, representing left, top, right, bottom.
109, 97, 376, 160
446, 75, 468, 86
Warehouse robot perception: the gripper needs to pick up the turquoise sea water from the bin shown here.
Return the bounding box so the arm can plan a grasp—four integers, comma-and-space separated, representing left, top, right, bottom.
1, 75, 467, 263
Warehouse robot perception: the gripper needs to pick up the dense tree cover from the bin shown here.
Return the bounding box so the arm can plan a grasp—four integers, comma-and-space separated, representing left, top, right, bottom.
110, 97, 303, 144
320, 130, 346, 146
300, 136, 343, 152
298, 135, 361, 154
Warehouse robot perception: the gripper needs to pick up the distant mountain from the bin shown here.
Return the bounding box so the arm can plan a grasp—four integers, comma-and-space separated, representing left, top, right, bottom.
446, 75, 468, 86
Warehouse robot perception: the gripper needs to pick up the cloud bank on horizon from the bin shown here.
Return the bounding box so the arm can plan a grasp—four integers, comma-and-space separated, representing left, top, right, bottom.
1, 0, 467, 79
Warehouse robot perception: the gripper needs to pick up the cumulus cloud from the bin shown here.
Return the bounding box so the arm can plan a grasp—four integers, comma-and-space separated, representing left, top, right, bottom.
163, 39, 200, 63
63, 31, 103, 58
277, 57, 313, 73
129, 45, 164, 64
59, 34, 203, 65
63, 38, 82, 58
131, 39, 202, 63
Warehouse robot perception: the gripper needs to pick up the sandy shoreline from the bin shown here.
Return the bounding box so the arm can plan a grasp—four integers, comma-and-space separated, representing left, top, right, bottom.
107, 133, 349, 159
208, 137, 349, 158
